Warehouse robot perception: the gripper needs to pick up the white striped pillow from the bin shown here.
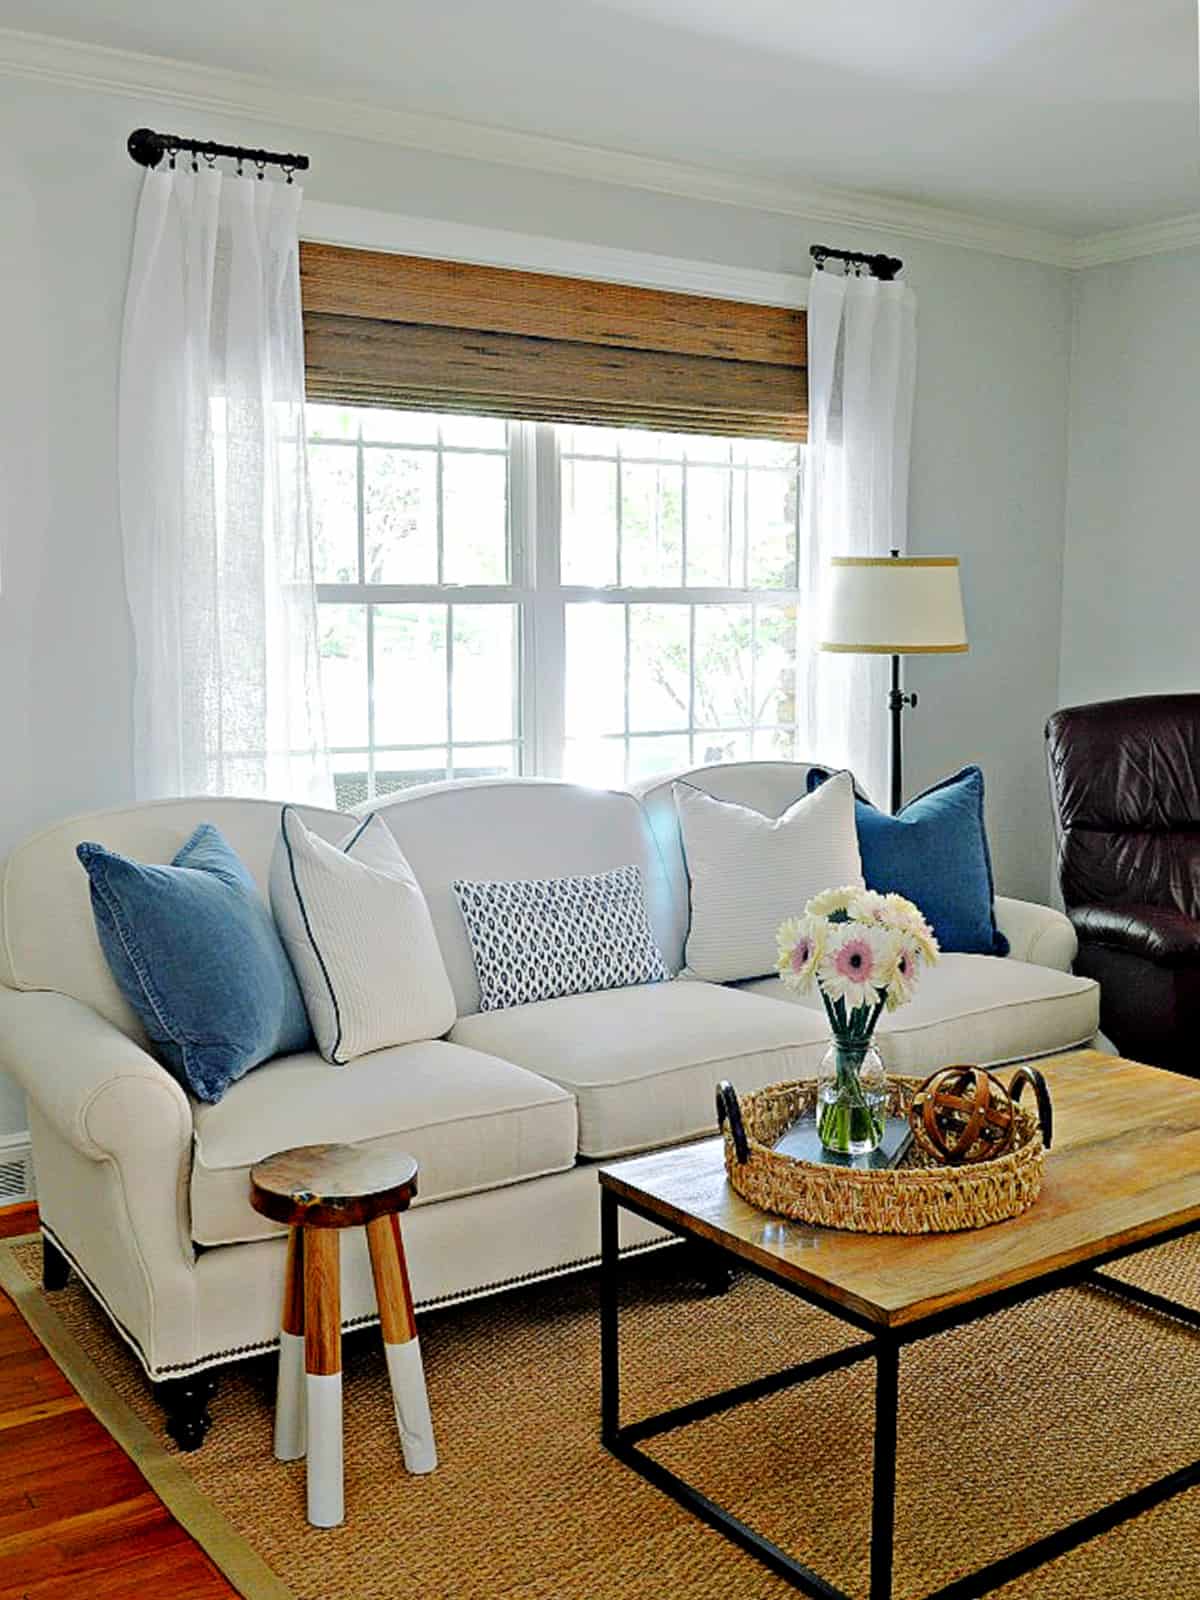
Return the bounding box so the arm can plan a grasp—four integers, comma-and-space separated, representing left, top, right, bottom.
270, 808, 456, 1063
674, 772, 863, 983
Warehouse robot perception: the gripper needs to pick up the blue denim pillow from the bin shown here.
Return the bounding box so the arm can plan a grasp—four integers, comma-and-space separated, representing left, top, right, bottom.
77, 823, 312, 1103
807, 765, 1009, 957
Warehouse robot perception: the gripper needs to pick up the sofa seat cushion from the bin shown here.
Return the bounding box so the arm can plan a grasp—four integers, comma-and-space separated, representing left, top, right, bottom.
190, 1040, 578, 1246
739, 955, 1099, 1074
450, 980, 828, 1159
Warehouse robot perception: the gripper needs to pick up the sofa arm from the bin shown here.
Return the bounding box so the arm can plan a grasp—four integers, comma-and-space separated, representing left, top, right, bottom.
993, 896, 1078, 972
0, 989, 191, 1160
1070, 903, 1200, 968
0, 988, 195, 1273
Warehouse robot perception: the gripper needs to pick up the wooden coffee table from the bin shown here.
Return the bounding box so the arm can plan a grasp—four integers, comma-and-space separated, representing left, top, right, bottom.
598, 1051, 1200, 1600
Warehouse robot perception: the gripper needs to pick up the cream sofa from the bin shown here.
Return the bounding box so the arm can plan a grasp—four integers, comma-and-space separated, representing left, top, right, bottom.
0, 761, 1099, 1444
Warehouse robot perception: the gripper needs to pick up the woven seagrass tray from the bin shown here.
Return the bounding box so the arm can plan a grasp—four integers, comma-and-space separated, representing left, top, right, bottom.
718, 1076, 1046, 1236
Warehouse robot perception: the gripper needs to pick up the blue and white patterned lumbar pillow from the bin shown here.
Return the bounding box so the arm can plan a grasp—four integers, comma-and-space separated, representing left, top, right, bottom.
453, 864, 669, 1012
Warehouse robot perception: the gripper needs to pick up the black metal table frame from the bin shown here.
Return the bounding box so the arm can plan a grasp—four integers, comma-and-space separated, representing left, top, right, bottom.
600, 1184, 1200, 1600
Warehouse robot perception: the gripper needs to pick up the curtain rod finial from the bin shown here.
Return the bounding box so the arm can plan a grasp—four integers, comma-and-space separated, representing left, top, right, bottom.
127, 128, 164, 169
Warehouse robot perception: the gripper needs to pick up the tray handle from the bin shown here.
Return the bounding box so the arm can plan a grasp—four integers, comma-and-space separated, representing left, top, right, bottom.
1009, 1063, 1053, 1149
715, 1080, 749, 1164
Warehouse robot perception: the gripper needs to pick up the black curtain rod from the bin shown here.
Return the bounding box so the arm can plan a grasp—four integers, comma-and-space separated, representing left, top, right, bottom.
810, 244, 903, 281
127, 127, 310, 178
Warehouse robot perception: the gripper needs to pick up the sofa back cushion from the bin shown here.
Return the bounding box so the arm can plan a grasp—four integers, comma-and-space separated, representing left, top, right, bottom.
0, 797, 346, 1040
635, 762, 851, 974
1047, 694, 1200, 917
362, 779, 676, 1016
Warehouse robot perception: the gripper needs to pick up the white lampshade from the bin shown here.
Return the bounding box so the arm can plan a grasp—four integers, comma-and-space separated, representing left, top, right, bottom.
819, 556, 968, 654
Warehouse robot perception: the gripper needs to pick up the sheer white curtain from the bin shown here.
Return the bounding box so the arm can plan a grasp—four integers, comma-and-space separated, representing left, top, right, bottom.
797, 268, 917, 806
119, 167, 330, 803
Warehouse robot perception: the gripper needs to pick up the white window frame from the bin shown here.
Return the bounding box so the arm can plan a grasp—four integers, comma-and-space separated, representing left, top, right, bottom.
314, 418, 805, 794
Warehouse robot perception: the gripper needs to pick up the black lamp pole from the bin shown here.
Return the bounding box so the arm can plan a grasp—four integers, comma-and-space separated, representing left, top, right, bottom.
887, 652, 916, 814
885, 550, 916, 814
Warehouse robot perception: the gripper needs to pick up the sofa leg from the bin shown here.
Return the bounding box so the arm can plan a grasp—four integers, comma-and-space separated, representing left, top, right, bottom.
157, 1373, 218, 1451
42, 1234, 70, 1292
684, 1241, 734, 1296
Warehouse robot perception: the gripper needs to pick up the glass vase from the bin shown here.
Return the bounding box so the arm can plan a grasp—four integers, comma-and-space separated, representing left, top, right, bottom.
816, 1038, 887, 1155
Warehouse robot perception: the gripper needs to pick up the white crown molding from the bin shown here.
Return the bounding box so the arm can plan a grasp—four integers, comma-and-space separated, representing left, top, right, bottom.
1, 26, 1194, 273
301, 201, 810, 306
0, 26, 1079, 268
1066, 212, 1200, 269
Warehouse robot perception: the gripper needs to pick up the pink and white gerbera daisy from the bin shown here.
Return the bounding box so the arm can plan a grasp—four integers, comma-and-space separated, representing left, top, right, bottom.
817, 922, 896, 1010
777, 914, 824, 992
884, 936, 923, 1010
876, 893, 939, 964
849, 888, 889, 925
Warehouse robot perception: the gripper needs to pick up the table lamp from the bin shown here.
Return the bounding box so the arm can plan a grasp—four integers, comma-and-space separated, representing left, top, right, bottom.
819, 551, 967, 812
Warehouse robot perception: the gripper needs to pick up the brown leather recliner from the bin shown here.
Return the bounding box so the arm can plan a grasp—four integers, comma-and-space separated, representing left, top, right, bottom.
1046, 694, 1200, 1073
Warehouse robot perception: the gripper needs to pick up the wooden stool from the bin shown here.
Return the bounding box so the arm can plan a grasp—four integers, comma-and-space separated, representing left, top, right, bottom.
250, 1144, 436, 1528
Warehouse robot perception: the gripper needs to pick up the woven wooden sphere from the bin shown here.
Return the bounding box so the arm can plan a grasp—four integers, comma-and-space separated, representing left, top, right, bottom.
909, 1066, 1018, 1166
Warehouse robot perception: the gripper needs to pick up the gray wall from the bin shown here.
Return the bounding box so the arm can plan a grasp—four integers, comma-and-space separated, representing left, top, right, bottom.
0, 73, 1077, 1135
1059, 246, 1200, 711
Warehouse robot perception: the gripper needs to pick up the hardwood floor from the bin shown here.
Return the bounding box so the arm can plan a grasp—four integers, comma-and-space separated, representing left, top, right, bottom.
0, 1203, 238, 1600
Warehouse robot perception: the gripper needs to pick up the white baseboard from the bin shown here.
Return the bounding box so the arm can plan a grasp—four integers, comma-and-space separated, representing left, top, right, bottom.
0, 1133, 34, 1205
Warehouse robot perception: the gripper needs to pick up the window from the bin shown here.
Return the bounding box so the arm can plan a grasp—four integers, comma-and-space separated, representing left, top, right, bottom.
309, 406, 521, 808
310, 407, 805, 807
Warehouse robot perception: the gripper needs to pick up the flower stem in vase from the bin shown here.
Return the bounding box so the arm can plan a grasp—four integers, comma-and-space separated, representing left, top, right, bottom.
817, 1036, 887, 1155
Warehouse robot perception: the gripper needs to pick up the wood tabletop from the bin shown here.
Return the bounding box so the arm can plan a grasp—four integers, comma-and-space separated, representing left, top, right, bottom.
600, 1052, 1200, 1330
250, 1143, 418, 1230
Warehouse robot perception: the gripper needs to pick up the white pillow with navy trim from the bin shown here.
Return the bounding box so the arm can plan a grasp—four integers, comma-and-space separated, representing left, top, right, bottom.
269, 808, 456, 1063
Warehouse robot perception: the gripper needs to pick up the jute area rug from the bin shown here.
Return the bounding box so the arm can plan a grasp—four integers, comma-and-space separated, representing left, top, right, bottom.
2, 1234, 1198, 1600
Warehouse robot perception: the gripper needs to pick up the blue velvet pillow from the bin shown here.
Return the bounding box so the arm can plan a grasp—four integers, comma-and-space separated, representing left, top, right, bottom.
807, 765, 1009, 957
77, 823, 312, 1103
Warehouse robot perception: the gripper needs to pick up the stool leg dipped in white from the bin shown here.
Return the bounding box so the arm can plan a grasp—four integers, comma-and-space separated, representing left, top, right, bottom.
304, 1229, 344, 1528
274, 1228, 306, 1463
366, 1214, 437, 1474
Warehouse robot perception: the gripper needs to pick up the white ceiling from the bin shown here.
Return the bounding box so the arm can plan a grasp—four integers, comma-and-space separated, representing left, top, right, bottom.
3, 0, 1198, 236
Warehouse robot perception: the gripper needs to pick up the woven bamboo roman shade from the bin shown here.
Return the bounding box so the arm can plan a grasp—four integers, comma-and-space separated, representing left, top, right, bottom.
300, 244, 807, 441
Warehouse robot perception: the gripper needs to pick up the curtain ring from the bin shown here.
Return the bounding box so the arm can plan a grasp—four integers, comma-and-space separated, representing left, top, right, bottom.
281, 163, 295, 185
167, 143, 178, 171
255, 158, 267, 181
203, 150, 217, 169
236, 156, 244, 177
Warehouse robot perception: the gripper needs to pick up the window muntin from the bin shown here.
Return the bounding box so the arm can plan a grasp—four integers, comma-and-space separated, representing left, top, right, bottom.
559, 427, 801, 590
309, 405, 511, 588
562, 599, 799, 788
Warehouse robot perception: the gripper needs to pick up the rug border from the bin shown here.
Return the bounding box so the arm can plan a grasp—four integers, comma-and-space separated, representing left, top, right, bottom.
0, 1233, 296, 1600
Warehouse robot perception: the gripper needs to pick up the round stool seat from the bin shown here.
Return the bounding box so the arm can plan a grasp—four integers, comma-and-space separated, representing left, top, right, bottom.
250, 1143, 418, 1230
